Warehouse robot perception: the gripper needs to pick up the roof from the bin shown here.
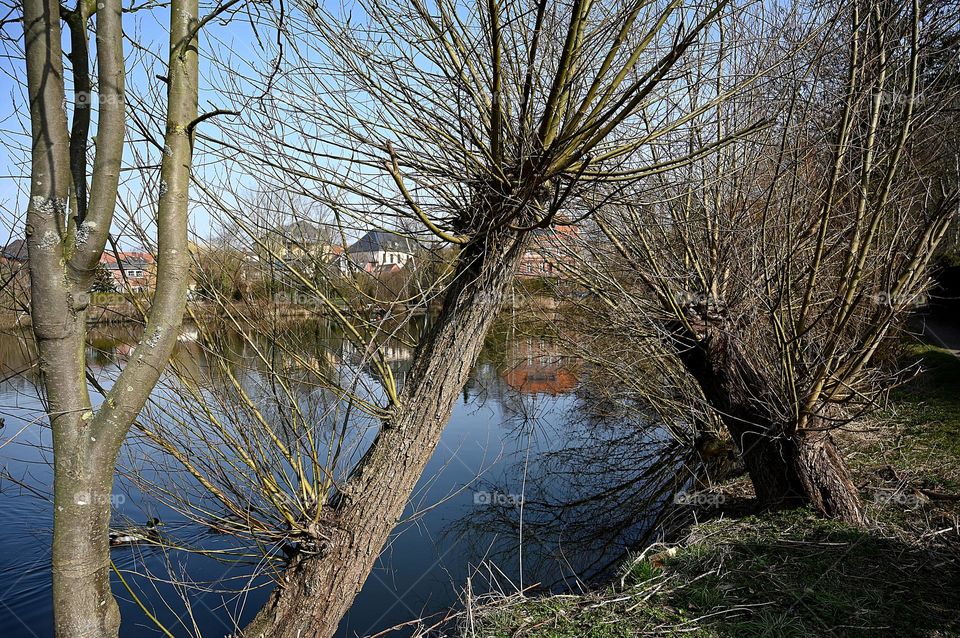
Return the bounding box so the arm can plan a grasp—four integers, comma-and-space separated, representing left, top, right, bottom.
279, 220, 328, 243
504, 366, 578, 395
530, 224, 579, 241
100, 251, 155, 269
347, 231, 418, 255
1, 239, 27, 261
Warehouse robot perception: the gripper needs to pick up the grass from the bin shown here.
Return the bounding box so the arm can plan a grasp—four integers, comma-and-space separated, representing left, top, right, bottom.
842, 340, 960, 539
466, 341, 960, 638
886, 343, 960, 475
660, 510, 960, 637
471, 509, 960, 637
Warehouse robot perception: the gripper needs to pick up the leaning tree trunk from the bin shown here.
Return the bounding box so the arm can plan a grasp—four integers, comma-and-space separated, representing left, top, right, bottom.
673, 321, 867, 525
243, 226, 527, 638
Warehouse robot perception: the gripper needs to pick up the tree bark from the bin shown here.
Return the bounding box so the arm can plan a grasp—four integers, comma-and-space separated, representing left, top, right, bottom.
673, 321, 867, 525
788, 427, 867, 524
22, 0, 199, 634
243, 226, 527, 638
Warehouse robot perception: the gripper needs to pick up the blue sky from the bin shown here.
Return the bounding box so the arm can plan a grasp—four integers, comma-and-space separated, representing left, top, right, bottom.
0, 1, 300, 247
0, 0, 734, 250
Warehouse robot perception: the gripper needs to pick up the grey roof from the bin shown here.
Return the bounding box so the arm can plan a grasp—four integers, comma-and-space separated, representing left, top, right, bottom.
1, 239, 27, 261
347, 231, 418, 254
284, 220, 323, 238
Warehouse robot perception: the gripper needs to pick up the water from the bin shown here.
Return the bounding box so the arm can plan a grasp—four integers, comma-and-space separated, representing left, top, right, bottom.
0, 321, 693, 637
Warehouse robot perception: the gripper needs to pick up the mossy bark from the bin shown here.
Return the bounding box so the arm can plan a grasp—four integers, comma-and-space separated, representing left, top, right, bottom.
22, 0, 198, 634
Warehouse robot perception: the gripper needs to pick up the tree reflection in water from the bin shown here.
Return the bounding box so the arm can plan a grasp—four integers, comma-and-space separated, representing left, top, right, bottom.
0, 319, 735, 637
449, 351, 729, 595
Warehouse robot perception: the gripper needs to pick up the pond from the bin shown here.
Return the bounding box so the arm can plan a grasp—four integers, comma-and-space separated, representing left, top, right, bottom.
0, 318, 697, 637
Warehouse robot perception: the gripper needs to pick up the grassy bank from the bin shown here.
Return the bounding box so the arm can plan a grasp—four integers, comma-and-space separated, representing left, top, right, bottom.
467, 341, 960, 638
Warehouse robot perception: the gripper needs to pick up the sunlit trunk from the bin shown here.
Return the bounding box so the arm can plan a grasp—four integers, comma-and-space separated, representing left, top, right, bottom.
244, 227, 527, 638
51, 408, 122, 638
34, 305, 123, 637
675, 322, 867, 526
22, 0, 198, 631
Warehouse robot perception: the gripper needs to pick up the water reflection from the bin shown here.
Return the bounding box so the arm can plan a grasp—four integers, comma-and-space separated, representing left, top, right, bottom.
502, 335, 579, 396
0, 327, 38, 385
446, 412, 699, 592
0, 320, 702, 638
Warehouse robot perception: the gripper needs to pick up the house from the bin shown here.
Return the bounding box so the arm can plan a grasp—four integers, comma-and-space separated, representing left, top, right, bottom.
272, 221, 337, 261
255, 221, 346, 283
342, 231, 418, 275
100, 251, 156, 292
518, 225, 580, 278
0, 239, 28, 269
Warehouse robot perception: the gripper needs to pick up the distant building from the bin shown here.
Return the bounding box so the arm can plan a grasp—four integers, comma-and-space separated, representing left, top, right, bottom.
343, 231, 418, 275
518, 225, 580, 278
272, 221, 338, 261
100, 251, 155, 292
255, 221, 345, 284
0, 239, 28, 269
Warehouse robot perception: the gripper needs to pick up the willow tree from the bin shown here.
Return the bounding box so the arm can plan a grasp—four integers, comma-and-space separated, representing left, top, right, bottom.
571, 0, 959, 524
107, 0, 774, 634
21, 0, 206, 634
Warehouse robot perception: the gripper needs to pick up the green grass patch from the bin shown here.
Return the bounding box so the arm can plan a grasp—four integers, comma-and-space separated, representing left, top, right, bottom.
890, 343, 960, 460
854, 342, 960, 499
473, 510, 960, 637
657, 510, 960, 637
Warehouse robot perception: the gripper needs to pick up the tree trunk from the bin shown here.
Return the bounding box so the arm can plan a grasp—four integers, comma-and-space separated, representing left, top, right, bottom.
674, 322, 867, 525
788, 427, 867, 524
52, 426, 122, 638
22, 0, 199, 633
243, 227, 526, 638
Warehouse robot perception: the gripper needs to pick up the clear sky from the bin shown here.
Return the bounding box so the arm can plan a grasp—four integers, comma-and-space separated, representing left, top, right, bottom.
0, 1, 299, 247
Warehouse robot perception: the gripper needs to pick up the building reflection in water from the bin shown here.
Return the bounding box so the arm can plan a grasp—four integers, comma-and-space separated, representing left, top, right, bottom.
0, 317, 715, 638
502, 335, 578, 396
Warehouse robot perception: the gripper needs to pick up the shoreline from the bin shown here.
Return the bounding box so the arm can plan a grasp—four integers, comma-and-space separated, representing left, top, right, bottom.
461, 333, 960, 638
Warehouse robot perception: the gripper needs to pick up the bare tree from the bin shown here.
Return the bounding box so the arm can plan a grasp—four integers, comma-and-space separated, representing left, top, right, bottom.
20, 0, 209, 633
570, 0, 960, 524
101, 0, 771, 635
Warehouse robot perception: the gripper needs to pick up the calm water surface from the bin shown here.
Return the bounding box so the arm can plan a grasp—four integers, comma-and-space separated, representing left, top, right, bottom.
0, 321, 691, 637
